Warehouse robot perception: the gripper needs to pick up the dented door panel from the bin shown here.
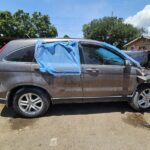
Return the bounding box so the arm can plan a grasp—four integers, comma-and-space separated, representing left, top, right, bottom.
31, 63, 83, 98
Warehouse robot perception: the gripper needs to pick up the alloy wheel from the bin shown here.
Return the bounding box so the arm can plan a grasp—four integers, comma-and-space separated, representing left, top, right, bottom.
18, 93, 44, 115
138, 88, 150, 109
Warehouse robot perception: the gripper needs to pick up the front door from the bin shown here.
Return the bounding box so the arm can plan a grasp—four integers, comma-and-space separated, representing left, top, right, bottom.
80, 43, 128, 98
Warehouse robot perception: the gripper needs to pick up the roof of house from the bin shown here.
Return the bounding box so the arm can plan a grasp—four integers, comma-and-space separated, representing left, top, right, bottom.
123, 35, 150, 48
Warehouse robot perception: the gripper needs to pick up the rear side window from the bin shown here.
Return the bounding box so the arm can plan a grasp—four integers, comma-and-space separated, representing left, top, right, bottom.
5, 46, 35, 62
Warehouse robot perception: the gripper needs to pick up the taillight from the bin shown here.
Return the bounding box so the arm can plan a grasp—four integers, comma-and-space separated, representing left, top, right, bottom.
0, 44, 7, 53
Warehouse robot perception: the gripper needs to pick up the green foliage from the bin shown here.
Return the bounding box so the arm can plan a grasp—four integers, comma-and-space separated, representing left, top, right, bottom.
63, 35, 70, 38
0, 9, 58, 39
83, 17, 144, 49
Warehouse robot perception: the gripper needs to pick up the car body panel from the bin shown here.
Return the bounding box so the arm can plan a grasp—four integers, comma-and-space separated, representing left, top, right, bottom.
31, 63, 83, 98
0, 61, 32, 99
137, 75, 150, 83
82, 64, 124, 97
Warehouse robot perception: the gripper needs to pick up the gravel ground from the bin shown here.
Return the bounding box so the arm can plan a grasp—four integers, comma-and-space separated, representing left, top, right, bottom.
0, 102, 150, 150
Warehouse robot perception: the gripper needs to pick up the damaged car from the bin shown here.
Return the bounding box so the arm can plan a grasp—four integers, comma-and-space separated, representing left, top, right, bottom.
0, 38, 150, 117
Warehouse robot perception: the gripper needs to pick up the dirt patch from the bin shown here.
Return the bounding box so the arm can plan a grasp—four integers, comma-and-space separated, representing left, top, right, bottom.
0, 104, 4, 111
122, 112, 150, 129
9, 118, 38, 130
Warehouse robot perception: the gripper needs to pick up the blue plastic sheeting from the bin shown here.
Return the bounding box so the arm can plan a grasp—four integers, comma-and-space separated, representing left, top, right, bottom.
101, 42, 141, 67
35, 40, 81, 76
125, 51, 148, 65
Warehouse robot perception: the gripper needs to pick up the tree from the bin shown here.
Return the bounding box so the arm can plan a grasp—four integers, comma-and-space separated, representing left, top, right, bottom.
63, 34, 70, 38
0, 11, 14, 37
31, 12, 57, 38
83, 17, 144, 49
0, 10, 58, 39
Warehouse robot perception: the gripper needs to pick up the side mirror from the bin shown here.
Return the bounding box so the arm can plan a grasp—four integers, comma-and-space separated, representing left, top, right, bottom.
125, 60, 131, 67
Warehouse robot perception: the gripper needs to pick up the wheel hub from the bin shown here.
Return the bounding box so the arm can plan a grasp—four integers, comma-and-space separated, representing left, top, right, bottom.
138, 89, 150, 108
18, 93, 44, 115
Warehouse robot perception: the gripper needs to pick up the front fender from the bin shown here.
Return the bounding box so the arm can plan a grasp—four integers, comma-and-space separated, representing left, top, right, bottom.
137, 75, 150, 84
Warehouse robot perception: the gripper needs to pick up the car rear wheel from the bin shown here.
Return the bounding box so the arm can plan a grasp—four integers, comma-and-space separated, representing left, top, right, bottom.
13, 88, 50, 118
130, 85, 150, 111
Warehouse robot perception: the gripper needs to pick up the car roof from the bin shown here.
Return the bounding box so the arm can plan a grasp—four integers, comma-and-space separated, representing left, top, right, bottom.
0, 38, 102, 60
7, 38, 100, 46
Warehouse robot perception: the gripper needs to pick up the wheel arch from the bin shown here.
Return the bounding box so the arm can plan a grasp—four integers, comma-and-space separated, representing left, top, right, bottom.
6, 85, 52, 107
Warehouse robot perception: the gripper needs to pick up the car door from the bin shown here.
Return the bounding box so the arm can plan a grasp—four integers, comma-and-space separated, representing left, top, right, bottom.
32, 42, 83, 100
80, 43, 129, 98
32, 63, 83, 99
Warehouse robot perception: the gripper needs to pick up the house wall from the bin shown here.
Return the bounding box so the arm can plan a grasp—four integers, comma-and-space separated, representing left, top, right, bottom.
126, 38, 150, 51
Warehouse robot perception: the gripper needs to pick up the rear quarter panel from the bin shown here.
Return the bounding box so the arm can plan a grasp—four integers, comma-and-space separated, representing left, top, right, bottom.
0, 61, 33, 99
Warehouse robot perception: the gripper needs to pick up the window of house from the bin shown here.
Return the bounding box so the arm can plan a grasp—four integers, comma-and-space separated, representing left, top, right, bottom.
5, 46, 35, 62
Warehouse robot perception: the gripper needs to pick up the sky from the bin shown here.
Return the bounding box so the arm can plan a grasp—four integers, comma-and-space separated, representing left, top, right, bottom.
0, 0, 150, 37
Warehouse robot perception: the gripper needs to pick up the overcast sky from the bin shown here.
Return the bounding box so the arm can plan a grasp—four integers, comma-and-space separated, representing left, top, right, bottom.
0, 0, 150, 37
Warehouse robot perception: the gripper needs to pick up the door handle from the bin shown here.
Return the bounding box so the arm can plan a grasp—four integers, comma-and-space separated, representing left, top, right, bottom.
86, 68, 99, 73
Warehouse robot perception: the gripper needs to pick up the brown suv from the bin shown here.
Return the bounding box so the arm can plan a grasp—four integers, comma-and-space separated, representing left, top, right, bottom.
0, 38, 150, 118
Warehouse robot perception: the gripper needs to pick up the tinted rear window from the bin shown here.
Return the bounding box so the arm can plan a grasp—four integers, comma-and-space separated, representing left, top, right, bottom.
5, 46, 35, 62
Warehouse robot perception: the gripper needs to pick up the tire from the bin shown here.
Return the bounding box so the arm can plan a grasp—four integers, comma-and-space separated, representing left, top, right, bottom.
129, 85, 150, 111
13, 88, 50, 118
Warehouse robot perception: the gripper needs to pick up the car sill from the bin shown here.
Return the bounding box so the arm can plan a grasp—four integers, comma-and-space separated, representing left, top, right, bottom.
52, 96, 131, 104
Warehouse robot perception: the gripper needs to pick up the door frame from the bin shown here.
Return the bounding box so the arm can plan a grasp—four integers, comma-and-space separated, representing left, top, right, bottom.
78, 41, 132, 98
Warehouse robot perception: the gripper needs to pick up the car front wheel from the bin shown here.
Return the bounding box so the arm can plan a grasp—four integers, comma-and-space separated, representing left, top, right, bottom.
13, 88, 50, 118
130, 85, 150, 111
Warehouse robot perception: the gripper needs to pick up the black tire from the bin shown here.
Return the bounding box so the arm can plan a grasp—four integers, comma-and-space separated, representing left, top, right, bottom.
129, 85, 150, 111
13, 88, 50, 118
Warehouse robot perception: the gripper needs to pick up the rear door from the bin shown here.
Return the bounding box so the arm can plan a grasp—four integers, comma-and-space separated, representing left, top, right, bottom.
80, 43, 126, 98
32, 41, 83, 100
32, 63, 83, 99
